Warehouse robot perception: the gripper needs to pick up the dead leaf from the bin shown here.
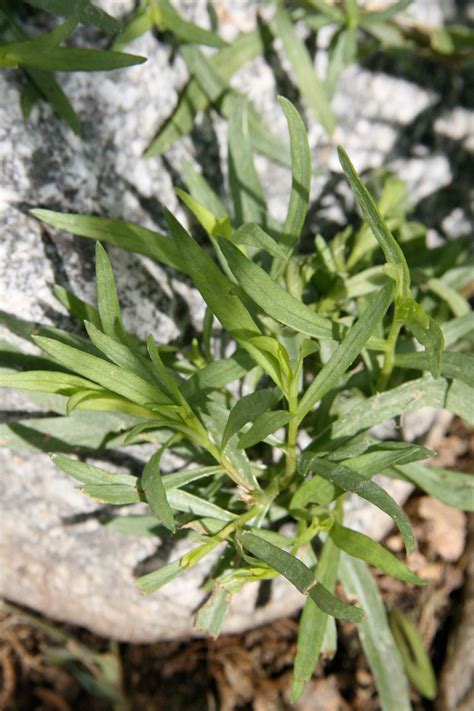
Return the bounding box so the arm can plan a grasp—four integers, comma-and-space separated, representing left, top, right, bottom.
417, 497, 466, 562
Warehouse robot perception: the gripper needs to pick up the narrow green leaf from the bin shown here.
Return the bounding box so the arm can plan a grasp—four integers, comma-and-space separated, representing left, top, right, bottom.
394, 462, 474, 512
396, 297, 444, 379
343, 441, 433, 477
165, 210, 258, 336
195, 587, 231, 638
221, 388, 280, 449
233, 223, 286, 260
275, 96, 311, 256
0, 410, 131, 453
167, 489, 235, 522
441, 312, 474, 347
338, 146, 410, 296
20, 77, 40, 120
298, 283, 393, 420
426, 276, 471, 317
25, 68, 80, 132
389, 608, 437, 700
325, 28, 357, 99
1, 42, 146, 72
313, 460, 415, 552
23, 0, 121, 33
158, 0, 226, 48
146, 335, 186, 405
53, 285, 101, 328
227, 97, 267, 225
74, 483, 141, 505
219, 238, 335, 340
163, 466, 223, 490
395, 350, 474, 387
141, 449, 175, 532
238, 410, 292, 449
112, 5, 153, 50
362, 0, 412, 25
201, 399, 260, 490
34, 336, 169, 407
30, 210, 184, 272
240, 532, 364, 622
305, 0, 344, 22
340, 556, 412, 711
94, 243, 128, 344
66, 389, 155, 419
180, 350, 254, 403
0, 370, 100, 396
291, 474, 341, 509
175, 188, 229, 238
446, 379, 474, 425
291, 535, 340, 702
274, 6, 336, 136
135, 560, 183, 595
51, 453, 141, 503
51, 454, 137, 487
331, 524, 425, 585
181, 159, 228, 219
333, 375, 449, 438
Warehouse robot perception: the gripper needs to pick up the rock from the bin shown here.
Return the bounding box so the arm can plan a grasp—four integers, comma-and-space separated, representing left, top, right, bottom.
0, 0, 471, 641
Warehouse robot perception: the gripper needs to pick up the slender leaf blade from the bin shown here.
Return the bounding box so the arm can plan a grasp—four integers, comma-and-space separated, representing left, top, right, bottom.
237, 410, 292, 449
314, 460, 415, 552
219, 238, 335, 340
141, 449, 175, 532
298, 283, 393, 420
95, 242, 128, 344
330, 524, 425, 585
291, 535, 340, 702
274, 6, 336, 136
222, 388, 280, 448
240, 532, 364, 622
340, 556, 412, 711
30, 210, 184, 272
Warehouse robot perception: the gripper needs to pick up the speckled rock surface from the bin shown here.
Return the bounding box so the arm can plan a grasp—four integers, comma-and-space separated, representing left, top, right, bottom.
0, 0, 472, 641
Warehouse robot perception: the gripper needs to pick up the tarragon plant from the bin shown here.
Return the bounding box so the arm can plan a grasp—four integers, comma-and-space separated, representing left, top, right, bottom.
0, 0, 145, 132
1, 98, 473, 707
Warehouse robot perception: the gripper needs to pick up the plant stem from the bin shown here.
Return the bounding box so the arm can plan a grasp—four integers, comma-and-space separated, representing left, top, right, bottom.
285, 416, 298, 482
280, 382, 299, 490
378, 311, 401, 390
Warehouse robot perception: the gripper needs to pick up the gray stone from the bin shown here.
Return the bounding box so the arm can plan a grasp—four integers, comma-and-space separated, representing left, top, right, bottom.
0, 0, 470, 641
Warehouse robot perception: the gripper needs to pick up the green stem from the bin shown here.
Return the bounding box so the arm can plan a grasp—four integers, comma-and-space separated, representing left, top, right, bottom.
180, 505, 262, 569
280, 380, 299, 490
285, 416, 298, 482
378, 311, 401, 390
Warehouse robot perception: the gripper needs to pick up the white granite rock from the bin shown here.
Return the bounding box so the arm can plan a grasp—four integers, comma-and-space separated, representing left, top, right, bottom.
0, 0, 471, 641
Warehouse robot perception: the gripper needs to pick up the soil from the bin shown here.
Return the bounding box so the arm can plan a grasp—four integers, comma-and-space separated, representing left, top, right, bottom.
1, 421, 472, 711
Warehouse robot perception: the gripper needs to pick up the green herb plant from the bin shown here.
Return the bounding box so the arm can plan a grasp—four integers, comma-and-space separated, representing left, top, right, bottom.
1, 98, 473, 708
0, 0, 146, 133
